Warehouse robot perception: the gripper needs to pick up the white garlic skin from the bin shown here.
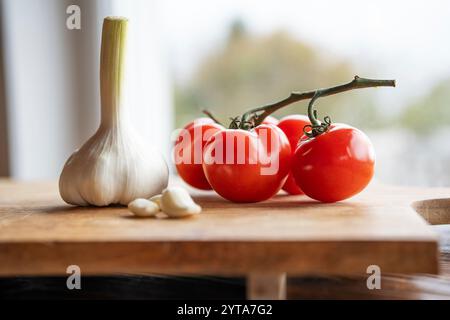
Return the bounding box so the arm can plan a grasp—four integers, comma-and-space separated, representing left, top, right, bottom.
128, 198, 160, 217
160, 187, 201, 218
59, 126, 168, 206
149, 194, 162, 208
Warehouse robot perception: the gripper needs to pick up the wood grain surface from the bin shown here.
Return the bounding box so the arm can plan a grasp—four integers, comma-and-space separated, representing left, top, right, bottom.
1, 179, 448, 278
1, 226, 450, 299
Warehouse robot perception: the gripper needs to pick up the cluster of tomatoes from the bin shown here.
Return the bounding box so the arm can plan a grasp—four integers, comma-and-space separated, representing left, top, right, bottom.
173, 113, 375, 203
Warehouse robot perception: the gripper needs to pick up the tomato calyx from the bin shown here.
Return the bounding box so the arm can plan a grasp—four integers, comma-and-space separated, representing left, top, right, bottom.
228, 116, 247, 129
302, 92, 333, 139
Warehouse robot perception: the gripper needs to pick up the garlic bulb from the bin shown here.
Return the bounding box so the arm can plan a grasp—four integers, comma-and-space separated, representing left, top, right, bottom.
59, 17, 168, 206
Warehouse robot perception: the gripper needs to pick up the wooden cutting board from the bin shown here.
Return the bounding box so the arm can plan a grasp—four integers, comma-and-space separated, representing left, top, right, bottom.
0, 179, 448, 281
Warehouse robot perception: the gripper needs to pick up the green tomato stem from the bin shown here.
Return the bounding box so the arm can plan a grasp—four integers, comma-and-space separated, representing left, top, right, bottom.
236, 75, 396, 131
202, 109, 223, 126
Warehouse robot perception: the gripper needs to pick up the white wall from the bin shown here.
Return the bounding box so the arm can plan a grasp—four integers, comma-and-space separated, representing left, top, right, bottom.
1, 0, 172, 180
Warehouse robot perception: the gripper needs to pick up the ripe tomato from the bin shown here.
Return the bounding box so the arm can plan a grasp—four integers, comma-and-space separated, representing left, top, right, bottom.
292, 124, 375, 203
277, 115, 310, 195
181, 117, 215, 131
262, 115, 279, 125
174, 119, 223, 190
202, 124, 291, 202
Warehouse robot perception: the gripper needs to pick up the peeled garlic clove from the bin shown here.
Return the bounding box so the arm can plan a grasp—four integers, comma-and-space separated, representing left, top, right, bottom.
149, 194, 162, 208
128, 198, 160, 217
160, 187, 201, 218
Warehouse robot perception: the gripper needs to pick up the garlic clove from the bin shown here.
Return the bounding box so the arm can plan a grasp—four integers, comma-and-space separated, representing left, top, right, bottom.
149, 194, 162, 208
128, 198, 160, 217
160, 187, 202, 218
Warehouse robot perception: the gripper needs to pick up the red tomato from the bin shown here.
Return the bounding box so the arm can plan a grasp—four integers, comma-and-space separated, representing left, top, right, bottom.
277, 115, 310, 195
202, 124, 291, 202
174, 116, 278, 191
182, 117, 215, 131
292, 124, 375, 203
174, 119, 223, 190
262, 115, 279, 125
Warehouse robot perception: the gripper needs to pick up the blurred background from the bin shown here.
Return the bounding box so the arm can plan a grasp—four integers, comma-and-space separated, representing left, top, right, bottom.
1, 0, 450, 187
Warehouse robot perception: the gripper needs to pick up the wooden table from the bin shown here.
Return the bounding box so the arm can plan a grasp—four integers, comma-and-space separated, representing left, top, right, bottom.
1, 180, 450, 299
